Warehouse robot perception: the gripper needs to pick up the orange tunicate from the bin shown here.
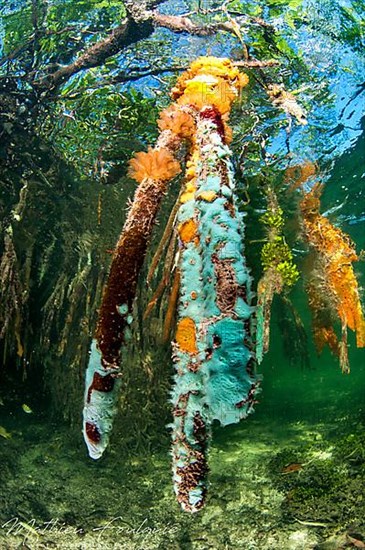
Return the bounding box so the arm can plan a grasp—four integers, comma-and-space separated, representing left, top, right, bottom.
127, 147, 181, 183
178, 219, 198, 243
157, 105, 195, 139
175, 317, 198, 353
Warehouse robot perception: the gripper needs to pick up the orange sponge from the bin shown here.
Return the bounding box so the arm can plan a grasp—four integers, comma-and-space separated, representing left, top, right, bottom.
175, 317, 198, 353
128, 147, 181, 183
158, 105, 195, 139
178, 219, 198, 243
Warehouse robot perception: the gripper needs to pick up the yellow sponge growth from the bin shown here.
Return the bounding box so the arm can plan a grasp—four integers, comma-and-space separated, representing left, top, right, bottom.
171, 56, 248, 115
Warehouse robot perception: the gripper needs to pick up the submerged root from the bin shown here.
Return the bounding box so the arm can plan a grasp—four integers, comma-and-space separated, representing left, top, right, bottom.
147, 192, 181, 285
41, 272, 69, 348
0, 226, 25, 358
144, 223, 178, 321
301, 184, 365, 371
256, 269, 283, 362
256, 188, 299, 363
277, 295, 310, 369
58, 262, 92, 356
163, 268, 180, 343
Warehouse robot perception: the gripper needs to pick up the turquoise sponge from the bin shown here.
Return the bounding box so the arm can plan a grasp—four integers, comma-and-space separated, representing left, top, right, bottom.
171, 108, 259, 513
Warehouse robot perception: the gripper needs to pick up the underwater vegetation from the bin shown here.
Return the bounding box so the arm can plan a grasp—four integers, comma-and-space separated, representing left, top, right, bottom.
269, 427, 365, 543
81, 56, 365, 513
